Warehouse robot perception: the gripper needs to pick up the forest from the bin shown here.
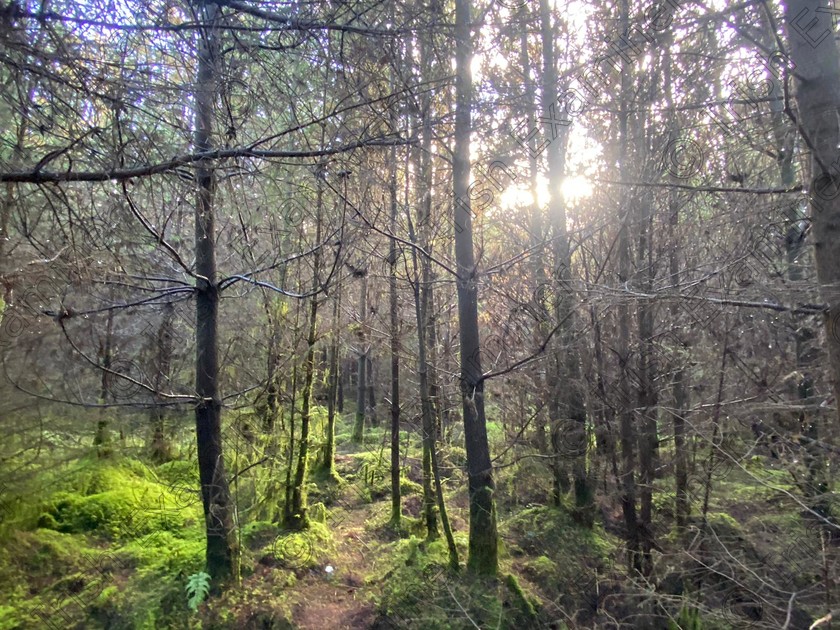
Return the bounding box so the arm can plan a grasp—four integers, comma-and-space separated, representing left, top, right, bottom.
1, 0, 839, 627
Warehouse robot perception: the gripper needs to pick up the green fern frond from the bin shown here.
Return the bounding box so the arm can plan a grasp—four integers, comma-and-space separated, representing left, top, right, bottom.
185, 571, 211, 612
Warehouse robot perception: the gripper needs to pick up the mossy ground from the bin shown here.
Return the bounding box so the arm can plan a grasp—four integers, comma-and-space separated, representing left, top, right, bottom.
0, 415, 832, 629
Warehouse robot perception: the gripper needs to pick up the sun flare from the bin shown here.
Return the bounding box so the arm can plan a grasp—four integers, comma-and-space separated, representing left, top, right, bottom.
501, 174, 592, 211
561, 175, 594, 204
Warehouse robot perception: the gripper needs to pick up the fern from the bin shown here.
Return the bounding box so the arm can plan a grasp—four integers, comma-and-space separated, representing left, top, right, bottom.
185, 571, 211, 612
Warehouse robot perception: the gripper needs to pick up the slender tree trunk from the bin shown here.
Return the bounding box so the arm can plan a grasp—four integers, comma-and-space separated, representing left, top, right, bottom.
668, 187, 689, 528
283, 255, 306, 522
94, 307, 114, 454
338, 367, 344, 413
519, 8, 550, 459
590, 302, 621, 491
756, 8, 823, 507
454, 0, 498, 576
419, 30, 458, 562
367, 354, 377, 426
636, 164, 658, 576
193, 2, 238, 583
262, 330, 280, 434
407, 169, 439, 541
416, 277, 439, 541
410, 30, 442, 540
662, 42, 689, 530
539, 0, 592, 522
388, 112, 402, 526
431, 426, 459, 568
150, 303, 175, 463
323, 275, 341, 476
284, 307, 301, 524
352, 271, 368, 442
289, 177, 323, 529
616, 0, 640, 573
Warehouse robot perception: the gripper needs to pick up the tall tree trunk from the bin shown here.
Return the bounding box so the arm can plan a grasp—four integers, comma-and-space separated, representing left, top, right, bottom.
408, 27, 442, 540
538, 0, 593, 522
420, 31, 458, 564
783, 1, 838, 524
367, 354, 377, 426
352, 271, 368, 442
94, 306, 114, 454
323, 274, 342, 477
261, 326, 280, 434
284, 352, 299, 523
150, 302, 175, 463
388, 123, 401, 526
413, 254, 439, 540
635, 150, 658, 576
289, 176, 323, 529
454, 0, 498, 576
338, 365, 344, 413
590, 301, 621, 492
662, 41, 689, 530
284, 256, 306, 523
753, 7, 826, 511
406, 155, 439, 541
616, 0, 640, 573
193, 2, 239, 583
519, 7, 550, 459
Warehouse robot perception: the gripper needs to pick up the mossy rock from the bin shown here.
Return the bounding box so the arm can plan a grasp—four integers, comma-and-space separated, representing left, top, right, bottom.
35, 457, 201, 540
38, 486, 193, 539
523, 554, 556, 581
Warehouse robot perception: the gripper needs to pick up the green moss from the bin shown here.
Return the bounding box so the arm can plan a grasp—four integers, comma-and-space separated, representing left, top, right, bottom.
706, 512, 742, 532
524, 555, 556, 581
0, 455, 214, 629
242, 520, 278, 549
504, 573, 538, 619
121, 529, 206, 576
34, 457, 202, 541
308, 501, 327, 524
0, 604, 17, 630
39, 486, 197, 540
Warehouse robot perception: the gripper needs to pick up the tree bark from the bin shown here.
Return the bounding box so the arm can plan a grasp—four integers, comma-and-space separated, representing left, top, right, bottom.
783, 0, 839, 523
323, 273, 341, 477
616, 0, 640, 573
518, 5, 550, 463
662, 40, 690, 530
94, 306, 114, 455
150, 303, 175, 463
289, 175, 323, 529
538, 0, 593, 523
454, 0, 498, 577
352, 270, 368, 442
193, 1, 239, 584
388, 119, 401, 526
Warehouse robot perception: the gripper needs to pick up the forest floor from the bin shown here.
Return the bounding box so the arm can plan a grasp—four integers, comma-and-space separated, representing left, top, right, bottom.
0, 416, 826, 629
285, 452, 379, 629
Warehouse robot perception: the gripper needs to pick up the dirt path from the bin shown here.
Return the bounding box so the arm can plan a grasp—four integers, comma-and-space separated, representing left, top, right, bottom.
286, 454, 382, 629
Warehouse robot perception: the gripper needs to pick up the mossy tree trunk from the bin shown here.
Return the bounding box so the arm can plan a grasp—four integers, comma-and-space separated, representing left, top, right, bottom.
323, 275, 341, 477
289, 173, 323, 530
